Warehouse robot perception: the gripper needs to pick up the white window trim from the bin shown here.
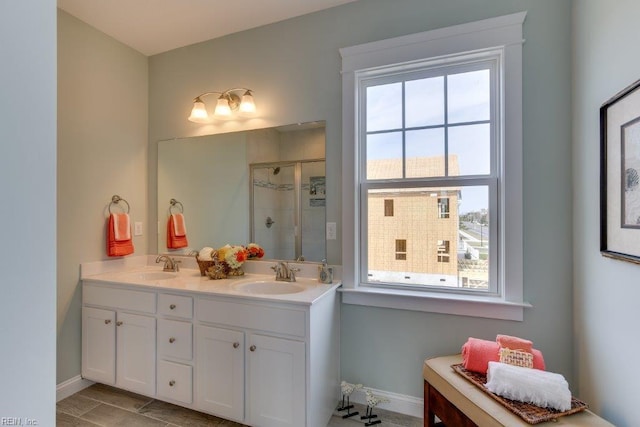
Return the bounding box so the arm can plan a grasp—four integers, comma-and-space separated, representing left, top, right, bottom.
340, 12, 529, 321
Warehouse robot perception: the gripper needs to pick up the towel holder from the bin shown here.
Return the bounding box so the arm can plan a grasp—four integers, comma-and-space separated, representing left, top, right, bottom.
109, 195, 130, 214
169, 198, 184, 214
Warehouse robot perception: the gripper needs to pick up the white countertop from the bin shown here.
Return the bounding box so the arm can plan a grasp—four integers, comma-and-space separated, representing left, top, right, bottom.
81, 256, 341, 306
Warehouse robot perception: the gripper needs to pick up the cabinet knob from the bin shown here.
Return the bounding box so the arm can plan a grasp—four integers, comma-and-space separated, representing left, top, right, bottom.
250, 345, 256, 352
169, 337, 176, 343
169, 380, 175, 387
233, 342, 240, 348
169, 304, 176, 310
104, 319, 112, 325
116, 321, 123, 326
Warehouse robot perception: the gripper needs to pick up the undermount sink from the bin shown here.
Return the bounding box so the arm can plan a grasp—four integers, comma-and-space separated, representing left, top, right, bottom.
233, 280, 305, 295
124, 271, 178, 281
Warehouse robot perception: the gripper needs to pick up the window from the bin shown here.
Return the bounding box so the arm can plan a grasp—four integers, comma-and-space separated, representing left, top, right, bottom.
437, 198, 450, 219
384, 199, 394, 216
363, 56, 495, 291
395, 239, 407, 260
341, 12, 526, 321
437, 240, 450, 263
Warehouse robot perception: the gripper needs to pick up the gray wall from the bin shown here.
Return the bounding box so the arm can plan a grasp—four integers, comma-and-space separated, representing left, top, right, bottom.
573, 1, 640, 425
0, 0, 57, 422
149, 0, 574, 401
57, 10, 148, 383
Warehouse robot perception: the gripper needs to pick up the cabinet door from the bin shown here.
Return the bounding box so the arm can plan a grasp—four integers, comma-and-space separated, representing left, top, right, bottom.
116, 312, 156, 396
247, 334, 305, 427
82, 307, 116, 384
195, 325, 244, 421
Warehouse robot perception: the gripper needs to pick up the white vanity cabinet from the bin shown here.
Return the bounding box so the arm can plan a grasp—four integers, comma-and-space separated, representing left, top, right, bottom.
81, 285, 157, 396
81, 270, 340, 427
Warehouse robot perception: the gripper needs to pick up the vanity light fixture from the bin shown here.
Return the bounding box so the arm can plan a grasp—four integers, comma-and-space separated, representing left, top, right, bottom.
188, 88, 256, 123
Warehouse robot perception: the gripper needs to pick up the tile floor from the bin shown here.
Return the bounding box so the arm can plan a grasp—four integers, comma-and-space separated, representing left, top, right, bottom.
56, 383, 423, 427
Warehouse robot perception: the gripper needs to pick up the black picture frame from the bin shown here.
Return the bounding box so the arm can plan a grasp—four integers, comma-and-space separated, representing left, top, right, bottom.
600, 78, 640, 264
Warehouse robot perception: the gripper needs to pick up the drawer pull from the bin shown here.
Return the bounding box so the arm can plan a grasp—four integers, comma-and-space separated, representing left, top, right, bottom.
116, 321, 123, 326
250, 345, 256, 352
104, 319, 112, 325
233, 342, 240, 349
169, 304, 177, 310
169, 380, 175, 387
169, 337, 176, 343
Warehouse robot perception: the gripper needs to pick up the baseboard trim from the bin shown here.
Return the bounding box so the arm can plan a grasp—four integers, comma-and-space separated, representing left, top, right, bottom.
349, 387, 424, 419
57, 375, 94, 402
58, 377, 423, 419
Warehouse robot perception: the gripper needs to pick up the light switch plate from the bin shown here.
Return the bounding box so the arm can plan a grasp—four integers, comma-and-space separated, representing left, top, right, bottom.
326, 222, 337, 240
134, 221, 143, 236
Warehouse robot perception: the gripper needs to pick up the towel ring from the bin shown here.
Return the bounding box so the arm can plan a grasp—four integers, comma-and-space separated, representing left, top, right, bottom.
109, 195, 130, 214
169, 198, 184, 214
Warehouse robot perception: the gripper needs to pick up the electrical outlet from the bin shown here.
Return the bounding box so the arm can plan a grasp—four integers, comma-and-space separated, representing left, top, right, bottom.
326, 222, 337, 240
134, 222, 143, 236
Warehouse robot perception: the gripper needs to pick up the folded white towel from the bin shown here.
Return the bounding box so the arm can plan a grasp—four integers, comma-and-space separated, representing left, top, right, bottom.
485, 361, 572, 412
198, 247, 214, 260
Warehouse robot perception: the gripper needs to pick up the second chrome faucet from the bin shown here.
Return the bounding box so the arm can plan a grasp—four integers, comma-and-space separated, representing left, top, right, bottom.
271, 261, 300, 282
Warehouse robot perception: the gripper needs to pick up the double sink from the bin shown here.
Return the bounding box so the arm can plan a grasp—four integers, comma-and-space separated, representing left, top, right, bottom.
117, 270, 306, 295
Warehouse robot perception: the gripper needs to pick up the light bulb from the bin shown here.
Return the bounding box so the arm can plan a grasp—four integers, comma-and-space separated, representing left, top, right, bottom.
239, 90, 256, 114
214, 97, 232, 117
188, 98, 209, 123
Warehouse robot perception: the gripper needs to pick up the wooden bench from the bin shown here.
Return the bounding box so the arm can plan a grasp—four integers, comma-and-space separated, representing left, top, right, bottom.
423, 354, 614, 427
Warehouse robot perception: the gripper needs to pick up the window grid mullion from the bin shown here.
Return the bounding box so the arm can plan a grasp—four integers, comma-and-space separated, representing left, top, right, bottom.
444, 74, 449, 177
402, 81, 407, 179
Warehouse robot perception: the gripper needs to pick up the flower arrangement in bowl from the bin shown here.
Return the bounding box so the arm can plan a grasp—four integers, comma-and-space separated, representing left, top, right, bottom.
246, 243, 265, 259
217, 244, 249, 275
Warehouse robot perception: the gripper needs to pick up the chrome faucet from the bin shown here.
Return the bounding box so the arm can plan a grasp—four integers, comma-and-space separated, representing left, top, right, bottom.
156, 255, 181, 272
271, 261, 300, 282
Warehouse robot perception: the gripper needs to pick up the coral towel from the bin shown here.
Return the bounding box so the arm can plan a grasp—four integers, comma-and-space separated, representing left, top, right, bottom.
107, 213, 134, 257
461, 338, 545, 374
497, 334, 534, 353
167, 213, 188, 249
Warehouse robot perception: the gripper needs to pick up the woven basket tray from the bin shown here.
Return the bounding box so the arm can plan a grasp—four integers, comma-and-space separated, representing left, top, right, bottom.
452, 364, 588, 424
195, 255, 216, 276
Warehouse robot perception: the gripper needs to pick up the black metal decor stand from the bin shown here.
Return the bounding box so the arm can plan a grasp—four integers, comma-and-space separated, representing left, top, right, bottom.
337, 395, 358, 419
361, 405, 381, 426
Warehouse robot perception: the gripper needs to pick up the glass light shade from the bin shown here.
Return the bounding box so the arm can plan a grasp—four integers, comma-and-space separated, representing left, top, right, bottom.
214, 97, 232, 117
188, 99, 209, 123
239, 91, 256, 114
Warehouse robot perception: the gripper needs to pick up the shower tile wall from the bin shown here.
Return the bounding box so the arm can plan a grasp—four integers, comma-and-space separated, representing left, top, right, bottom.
301, 161, 326, 262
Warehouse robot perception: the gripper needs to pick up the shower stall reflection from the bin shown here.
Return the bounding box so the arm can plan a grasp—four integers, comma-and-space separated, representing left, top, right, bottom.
250, 160, 326, 262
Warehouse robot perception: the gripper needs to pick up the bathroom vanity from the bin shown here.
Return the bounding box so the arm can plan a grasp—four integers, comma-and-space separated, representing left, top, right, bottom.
81, 256, 341, 427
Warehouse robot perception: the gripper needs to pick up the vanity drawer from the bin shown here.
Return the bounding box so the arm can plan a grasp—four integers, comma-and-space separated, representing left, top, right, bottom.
83, 284, 156, 314
158, 294, 193, 319
196, 298, 306, 338
157, 360, 192, 404
158, 319, 193, 360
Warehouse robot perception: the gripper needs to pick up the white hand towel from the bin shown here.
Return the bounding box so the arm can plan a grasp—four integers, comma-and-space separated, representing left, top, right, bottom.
486, 361, 572, 412
198, 247, 214, 260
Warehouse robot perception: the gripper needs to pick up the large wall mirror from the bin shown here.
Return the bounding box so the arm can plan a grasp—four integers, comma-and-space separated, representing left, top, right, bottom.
157, 121, 326, 262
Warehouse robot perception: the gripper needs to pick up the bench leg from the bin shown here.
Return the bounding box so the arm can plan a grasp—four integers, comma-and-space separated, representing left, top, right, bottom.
424, 380, 436, 427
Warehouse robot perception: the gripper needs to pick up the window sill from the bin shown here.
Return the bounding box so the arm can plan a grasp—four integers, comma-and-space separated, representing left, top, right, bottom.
339, 287, 530, 321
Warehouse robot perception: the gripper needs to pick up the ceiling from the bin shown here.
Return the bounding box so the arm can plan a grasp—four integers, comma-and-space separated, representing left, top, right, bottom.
58, 0, 357, 56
